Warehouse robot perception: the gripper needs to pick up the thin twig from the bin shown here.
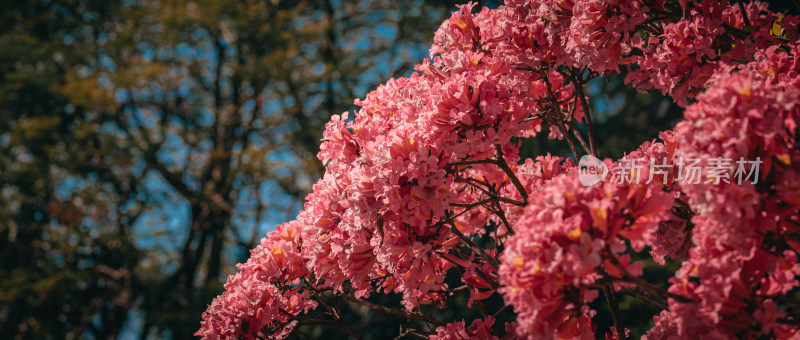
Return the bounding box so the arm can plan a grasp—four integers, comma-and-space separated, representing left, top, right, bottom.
339, 316, 362, 340
293, 317, 339, 326
446, 285, 471, 293
618, 287, 668, 309
555, 121, 581, 159
445, 198, 493, 225
447, 158, 497, 168
492, 304, 510, 318
394, 327, 415, 340
737, 0, 751, 28
494, 144, 528, 204
616, 274, 692, 303
346, 294, 444, 326
449, 198, 493, 209
568, 120, 592, 155
603, 284, 626, 340
453, 177, 526, 207
572, 71, 597, 155
445, 213, 500, 270
305, 281, 339, 318
440, 250, 500, 290
490, 201, 515, 236
605, 254, 692, 303
541, 72, 583, 158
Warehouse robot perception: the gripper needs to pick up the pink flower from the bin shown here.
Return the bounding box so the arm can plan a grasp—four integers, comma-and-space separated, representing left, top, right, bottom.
499, 169, 671, 338
430, 316, 518, 340
196, 223, 317, 339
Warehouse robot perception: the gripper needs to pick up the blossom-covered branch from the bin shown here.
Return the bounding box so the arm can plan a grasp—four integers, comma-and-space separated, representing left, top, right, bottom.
197, 1, 800, 339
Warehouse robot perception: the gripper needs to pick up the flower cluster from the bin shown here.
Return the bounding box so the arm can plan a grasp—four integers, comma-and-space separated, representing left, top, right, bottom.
196, 222, 316, 339
498, 0, 648, 72
626, 0, 794, 105
644, 66, 800, 339
499, 168, 671, 338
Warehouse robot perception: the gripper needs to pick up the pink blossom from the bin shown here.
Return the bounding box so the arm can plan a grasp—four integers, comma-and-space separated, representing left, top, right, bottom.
499, 170, 671, 338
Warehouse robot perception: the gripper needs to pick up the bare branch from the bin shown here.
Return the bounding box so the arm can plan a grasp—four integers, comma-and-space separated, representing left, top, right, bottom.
346, 294, 444, 327
603, 284, 626, 340
572, 70, 598, 155
445, 212, 500, 270
494, 144, 528, 203
618, 287, 668, 309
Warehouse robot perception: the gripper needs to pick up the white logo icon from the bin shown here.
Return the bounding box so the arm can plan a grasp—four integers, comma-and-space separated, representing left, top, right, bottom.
578, 155, 608, 186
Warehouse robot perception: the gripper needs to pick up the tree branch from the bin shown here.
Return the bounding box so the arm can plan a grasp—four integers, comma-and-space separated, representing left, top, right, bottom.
346, 294, 444, 326
605, 254, 692, 303
603, 284, 626, 340
453, 176, 526, 207
618, 286, 668, 309
494, 144, 528, 204
445, 213, 500, 270
572, 70, 598, 155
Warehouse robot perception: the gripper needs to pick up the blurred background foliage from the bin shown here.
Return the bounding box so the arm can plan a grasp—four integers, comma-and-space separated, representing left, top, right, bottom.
0, 0, 466, 338
0, 0, 795, 339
